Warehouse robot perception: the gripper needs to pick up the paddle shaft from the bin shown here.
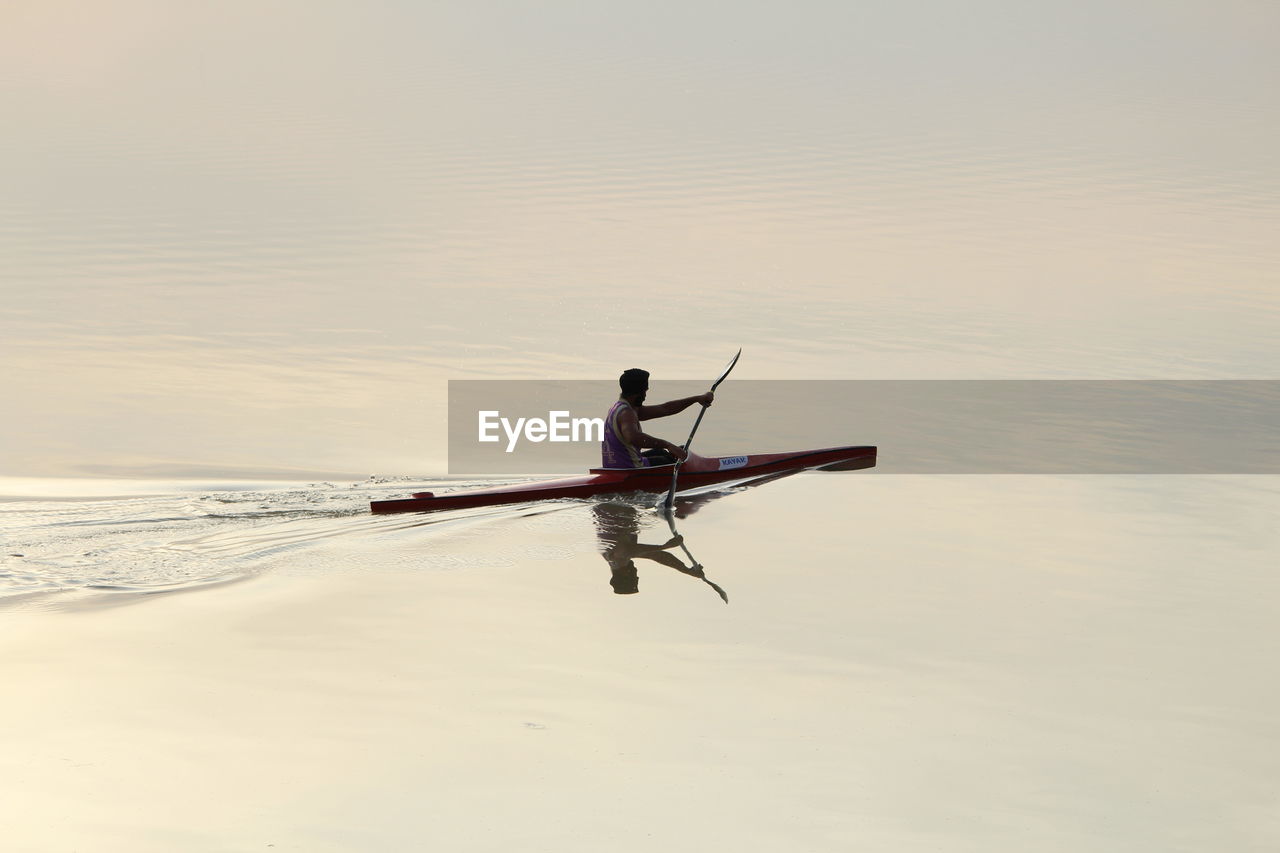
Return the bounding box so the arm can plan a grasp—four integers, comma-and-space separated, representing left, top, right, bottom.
664, 506, 728, 603
680, 404, 711, 454
663, 349, 741, 509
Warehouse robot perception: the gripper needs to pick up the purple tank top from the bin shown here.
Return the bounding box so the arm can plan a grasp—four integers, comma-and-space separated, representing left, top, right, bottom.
601, 400, 646, 468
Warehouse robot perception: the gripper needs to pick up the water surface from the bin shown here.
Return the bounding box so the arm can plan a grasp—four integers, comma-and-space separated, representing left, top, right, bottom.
2, 2, 1277, 850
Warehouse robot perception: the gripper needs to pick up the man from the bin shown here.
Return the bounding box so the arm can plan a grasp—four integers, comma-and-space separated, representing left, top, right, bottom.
592, 502, 716, 596
601, 368, 713, 468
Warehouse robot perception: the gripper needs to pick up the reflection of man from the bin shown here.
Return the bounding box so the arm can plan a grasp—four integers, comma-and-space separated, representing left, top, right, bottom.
601, 368, 713, 468
592, 502, 714, 597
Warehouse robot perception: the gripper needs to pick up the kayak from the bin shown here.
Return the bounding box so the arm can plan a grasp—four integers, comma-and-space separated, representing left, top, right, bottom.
369, 445, 876, 514
370, 445, 876, 514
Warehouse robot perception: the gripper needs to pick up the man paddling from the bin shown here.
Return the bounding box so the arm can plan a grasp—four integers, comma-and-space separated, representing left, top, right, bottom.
601, 368, 713, 468
592, 502, 725, 600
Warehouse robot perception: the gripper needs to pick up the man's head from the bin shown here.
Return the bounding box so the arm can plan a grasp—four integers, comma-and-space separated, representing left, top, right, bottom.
619, 368, 649, 404
610, 562, 640, 594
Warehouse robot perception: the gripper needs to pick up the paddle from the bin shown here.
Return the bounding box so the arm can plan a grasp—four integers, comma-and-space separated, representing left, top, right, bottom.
663, 509, 728, 603
662, 348, 741, 511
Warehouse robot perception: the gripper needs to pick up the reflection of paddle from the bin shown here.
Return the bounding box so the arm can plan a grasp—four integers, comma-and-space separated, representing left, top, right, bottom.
664, 508, 728, 604
663, 348, 741, 511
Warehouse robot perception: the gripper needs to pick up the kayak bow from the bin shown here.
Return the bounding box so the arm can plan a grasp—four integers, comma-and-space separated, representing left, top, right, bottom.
369, 445, 876, 514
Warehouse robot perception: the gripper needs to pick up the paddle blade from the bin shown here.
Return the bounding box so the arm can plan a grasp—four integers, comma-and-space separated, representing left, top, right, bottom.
710, 348, 742, 391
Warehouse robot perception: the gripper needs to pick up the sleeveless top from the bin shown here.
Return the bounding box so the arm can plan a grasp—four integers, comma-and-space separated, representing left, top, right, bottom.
601, 400, 646, 468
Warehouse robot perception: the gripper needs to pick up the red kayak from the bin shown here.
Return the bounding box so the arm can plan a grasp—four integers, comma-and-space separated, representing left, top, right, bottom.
370, 445, 876, 514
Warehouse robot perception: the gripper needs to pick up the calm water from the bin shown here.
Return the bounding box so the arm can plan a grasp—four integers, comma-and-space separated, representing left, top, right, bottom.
2, 473, 1278, 851
3, 1, 1277, 476
2, 2, 1278, 850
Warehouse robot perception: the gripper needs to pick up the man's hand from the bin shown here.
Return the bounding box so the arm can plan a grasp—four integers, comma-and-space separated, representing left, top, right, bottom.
665, 441, 688, 462
697, 392, 714, 407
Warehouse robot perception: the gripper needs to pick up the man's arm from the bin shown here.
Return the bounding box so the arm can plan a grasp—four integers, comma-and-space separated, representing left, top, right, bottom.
617, 407, 686, 461
635, 392, 713, 421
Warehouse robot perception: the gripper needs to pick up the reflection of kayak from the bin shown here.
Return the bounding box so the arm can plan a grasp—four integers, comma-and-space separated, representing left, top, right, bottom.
369, 445, 876, 514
